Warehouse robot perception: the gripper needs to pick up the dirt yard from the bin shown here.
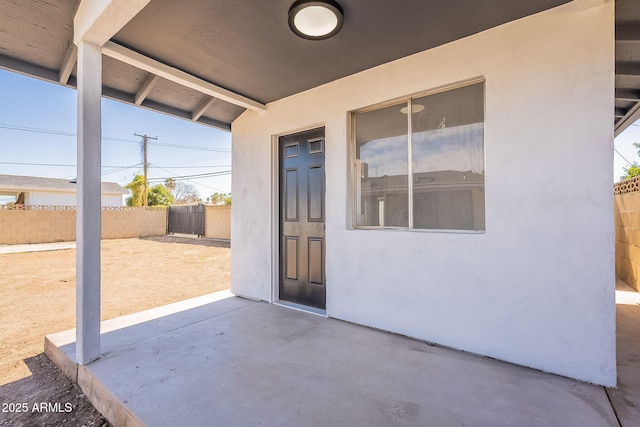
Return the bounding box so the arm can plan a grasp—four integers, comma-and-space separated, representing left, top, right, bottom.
0, 236, 230, 426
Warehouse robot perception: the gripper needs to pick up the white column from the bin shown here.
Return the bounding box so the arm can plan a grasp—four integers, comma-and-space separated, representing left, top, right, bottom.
76, 40, 102, 364
73, 0, 151, 366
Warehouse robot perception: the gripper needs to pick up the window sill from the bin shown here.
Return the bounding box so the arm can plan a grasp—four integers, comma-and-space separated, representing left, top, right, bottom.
351, 226, 486, 235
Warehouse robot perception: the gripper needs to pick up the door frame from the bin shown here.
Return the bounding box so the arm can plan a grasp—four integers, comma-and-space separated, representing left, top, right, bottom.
270, 123, 327, 314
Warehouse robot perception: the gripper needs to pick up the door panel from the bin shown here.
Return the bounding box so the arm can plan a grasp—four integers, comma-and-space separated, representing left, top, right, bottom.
285, 237, 298, 280
279, 127, 326, 309
308, 165, 324, 221
308, 238, 323, 285
285, 169, 299, 220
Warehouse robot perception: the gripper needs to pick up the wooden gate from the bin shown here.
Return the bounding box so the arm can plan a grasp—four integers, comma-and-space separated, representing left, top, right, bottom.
167, 204, 205, 236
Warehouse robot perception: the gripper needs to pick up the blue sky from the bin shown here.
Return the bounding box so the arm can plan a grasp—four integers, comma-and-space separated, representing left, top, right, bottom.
614, 122, 640, 181
0, 69, 232, 204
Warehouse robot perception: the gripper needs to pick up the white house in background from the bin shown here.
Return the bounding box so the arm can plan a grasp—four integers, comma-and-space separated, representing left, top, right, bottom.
0, 174, 127, 206
0, 0, 630, 388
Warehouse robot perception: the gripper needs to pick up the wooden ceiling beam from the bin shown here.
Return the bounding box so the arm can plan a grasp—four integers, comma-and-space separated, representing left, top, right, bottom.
59, 44, 77, 84
134, 74, 159, 105
102, 41, 266, 112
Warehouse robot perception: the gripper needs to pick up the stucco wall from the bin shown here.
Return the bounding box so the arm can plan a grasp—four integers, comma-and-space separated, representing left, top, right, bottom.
0, 207, 166, 244
231, 0, 615, 385
204, 205, 231, 240
615, 186, 640, 292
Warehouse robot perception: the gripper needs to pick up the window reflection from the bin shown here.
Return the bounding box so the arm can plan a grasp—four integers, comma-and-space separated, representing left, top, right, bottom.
356, 102, 408, 227
354, 82, 485, 231
411, 84, 484, 230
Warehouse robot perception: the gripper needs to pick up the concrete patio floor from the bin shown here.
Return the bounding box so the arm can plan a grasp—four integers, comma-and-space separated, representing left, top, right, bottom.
45, 283, 640, 427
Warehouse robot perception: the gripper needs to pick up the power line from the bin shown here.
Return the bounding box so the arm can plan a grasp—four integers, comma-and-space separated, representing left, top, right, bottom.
160, 170, 232, 179
148, 164, 230, 169
100, 163, 142, 176
148, 166, 229, 193
615, 148, 634, 166
0, 124, 75, 136
152, 165, 181, 179
158, 164, 230, 168
104, 136, 139, 143
0, 161, 230, 168
188, 180, 227, 193
0, 161, 74, 167
166, 153, 218, 165
0, 123, 231, 152
101, 168, 139, 176
147, 170, 231, 181
163, 155, 231, 166
0, 124, 138, 142
149, 141, 230, 153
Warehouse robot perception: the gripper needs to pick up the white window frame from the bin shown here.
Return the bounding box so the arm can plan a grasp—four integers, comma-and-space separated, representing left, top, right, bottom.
349, 78, 486, 233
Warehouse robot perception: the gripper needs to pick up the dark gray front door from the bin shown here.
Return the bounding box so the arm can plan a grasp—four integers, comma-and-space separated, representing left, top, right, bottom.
279, 127, 326, 310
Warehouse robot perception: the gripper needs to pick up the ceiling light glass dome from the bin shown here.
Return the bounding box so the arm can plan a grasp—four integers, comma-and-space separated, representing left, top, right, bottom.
288, 1, 344, 40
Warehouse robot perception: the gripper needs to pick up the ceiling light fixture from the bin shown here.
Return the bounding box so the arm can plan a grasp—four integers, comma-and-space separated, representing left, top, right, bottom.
400, 104, 425, 114
288, 0, 344, 40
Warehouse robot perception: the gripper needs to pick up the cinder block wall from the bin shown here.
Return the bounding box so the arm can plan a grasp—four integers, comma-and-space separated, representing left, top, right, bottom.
204, 205, 231, 240
101, 207, 167, 239
0, 208, 76, 244
0, 206, 167, 244
615, 177, 640, 292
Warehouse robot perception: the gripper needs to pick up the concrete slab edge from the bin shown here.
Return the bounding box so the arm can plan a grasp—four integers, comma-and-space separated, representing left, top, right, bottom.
44, 336, 78, 382
44, 336, 144, 427
78, 365, 144, 427
42, 290, 237, 426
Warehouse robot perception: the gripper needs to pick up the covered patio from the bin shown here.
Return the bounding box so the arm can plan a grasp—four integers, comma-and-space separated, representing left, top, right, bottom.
3, 0, 640, 424
45, 282, 640, 426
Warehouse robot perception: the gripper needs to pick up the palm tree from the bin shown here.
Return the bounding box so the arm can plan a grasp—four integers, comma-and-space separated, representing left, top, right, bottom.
164, 178, 176, 192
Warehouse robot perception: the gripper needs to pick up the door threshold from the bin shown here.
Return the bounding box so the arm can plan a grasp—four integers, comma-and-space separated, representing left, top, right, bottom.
275, 300, 327, 317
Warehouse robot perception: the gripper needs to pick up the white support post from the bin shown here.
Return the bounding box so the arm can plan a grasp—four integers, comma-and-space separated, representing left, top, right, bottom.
73, 0, 150, 366
76, 40, 102, 365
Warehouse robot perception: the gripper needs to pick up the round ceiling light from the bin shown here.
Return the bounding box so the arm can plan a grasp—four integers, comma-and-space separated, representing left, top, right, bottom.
288, 0, 344, 40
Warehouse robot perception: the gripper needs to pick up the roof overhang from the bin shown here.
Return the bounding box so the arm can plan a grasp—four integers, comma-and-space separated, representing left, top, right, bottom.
615, 0, 640, 136
0, 0, 573, 131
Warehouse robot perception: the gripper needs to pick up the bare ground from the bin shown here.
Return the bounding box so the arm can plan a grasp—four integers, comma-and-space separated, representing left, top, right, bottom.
0, 236, 230, 426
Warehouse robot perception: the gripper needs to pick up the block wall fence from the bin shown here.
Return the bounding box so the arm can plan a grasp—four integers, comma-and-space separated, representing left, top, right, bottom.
0, 205, 231, 244
615, 176, 640, 292
204, 205, 231, 240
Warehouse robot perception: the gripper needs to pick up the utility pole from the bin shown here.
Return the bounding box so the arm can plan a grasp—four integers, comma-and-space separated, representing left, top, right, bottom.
134, 133, 158, 206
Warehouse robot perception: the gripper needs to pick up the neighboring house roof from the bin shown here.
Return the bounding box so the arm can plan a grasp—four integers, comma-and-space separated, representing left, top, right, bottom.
0, 174, 128, 195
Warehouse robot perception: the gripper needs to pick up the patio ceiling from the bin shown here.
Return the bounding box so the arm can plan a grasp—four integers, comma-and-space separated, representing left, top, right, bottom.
616, 0, 640, 136
0, 0, 573, 132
